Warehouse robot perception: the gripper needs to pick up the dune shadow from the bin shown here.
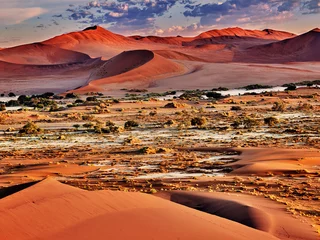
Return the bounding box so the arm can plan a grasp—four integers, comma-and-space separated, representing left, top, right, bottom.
0, 181, 40, 199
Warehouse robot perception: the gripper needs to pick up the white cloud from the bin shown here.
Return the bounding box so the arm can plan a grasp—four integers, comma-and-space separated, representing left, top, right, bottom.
0, 8, 48, 25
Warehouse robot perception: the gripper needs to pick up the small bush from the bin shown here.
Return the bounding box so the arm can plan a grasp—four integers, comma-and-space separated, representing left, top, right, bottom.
206, 92, 223, 99
0, 104, 6, 111
83, 122, 94, 129
106, 120, 116, 127
191, 117, 207, 127
231, 106, 242, 111
139, 146, 157, 154
19, 122, 42, 134
272, 101, 286, 111
297, 103, 313, 111
264, 117, 279, 126
65, 93, 78, 99
285, 84, 297, 91
124, 120, 139, 129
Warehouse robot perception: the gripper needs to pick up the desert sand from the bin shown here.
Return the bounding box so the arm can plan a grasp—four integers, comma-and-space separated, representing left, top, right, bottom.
1, 25, 320, 239
0, 178, 280, 240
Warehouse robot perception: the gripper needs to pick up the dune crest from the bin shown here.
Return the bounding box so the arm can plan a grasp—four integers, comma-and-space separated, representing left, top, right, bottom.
197, 27, 295, 40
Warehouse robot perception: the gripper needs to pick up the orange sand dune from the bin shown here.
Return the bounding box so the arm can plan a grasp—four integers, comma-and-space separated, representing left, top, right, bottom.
228, 148, 320, 175
153, 50, 207, 62
237, 28, 320, 62
43, 26, 139, 59
0, 43, 90, 65
75, 50, 186, 93
0, 178, 278, 240
0, 58, 104, 94
159, 191, 318, 240
44, 26, 132, 48
197, 27, 295, 40
129, 27, 295, 47
129, 35, 194, 46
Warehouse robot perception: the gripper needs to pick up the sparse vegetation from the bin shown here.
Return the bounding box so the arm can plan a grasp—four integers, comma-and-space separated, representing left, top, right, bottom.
272, 101, 286, 111
19, 122, 42, 134
191, 117, 207, 127
124, 120, 139, 129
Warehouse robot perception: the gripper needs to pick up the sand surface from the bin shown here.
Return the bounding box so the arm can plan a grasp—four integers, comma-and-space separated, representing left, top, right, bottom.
158, 191, 319, 240
0, 178, 279, 240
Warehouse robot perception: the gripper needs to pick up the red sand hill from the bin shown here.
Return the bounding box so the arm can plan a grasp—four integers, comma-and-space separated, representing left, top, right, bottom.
236, 28, 320, 62
0, 43, 90, 65
197, 27, 295, 40
0, 179, 279, 240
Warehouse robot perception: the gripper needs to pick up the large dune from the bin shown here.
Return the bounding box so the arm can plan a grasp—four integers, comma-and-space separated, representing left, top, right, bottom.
74, 50, 186, 93
0, 178, 278, 240
0, 43, 90, 65
0, 58, 104, 94
43, 26, 139, 59
236, 28, 320, 62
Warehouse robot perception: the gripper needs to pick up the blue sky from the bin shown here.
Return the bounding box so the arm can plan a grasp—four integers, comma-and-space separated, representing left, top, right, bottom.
0, 0, 319, 47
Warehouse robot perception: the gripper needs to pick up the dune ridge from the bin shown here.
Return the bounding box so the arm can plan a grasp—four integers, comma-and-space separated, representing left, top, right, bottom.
197, 27, 295, 40
0, 43, 90, 65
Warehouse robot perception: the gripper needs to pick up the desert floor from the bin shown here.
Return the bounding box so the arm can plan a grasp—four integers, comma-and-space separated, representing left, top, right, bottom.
0, 87, 319, 239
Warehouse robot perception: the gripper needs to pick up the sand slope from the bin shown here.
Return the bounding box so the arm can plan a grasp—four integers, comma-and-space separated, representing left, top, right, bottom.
159, 191, 319, 240
0, 179, 278, 240
228, 148, 320, 175
0, 58, 103, 94
75, 50, 186, 93
43, 26, 138, 59
237, 28, 320, 62
0, 43, 90, 65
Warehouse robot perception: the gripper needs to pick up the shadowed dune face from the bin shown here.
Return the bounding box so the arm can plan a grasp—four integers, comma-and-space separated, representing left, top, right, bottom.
0, 179, 278, 240
0, 43, 91, 65
236, 29, 320, 63
89, 50, 154, 80
74, 49, 186, 93
158, 191, 319, 240
0, 58, 104, 94
169, 192, 272, 232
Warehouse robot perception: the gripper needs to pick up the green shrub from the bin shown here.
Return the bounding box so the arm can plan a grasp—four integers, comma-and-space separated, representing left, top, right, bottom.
19, 122, 42, 134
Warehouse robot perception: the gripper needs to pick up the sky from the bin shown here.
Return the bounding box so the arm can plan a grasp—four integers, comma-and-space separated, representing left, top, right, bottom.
0, 0, 319, 47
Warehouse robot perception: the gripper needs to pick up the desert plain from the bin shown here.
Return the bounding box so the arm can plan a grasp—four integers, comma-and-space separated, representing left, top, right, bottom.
0, 26, 319, 239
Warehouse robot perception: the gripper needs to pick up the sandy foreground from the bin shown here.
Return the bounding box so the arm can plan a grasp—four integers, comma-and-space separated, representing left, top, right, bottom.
0, 147, 319, 240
